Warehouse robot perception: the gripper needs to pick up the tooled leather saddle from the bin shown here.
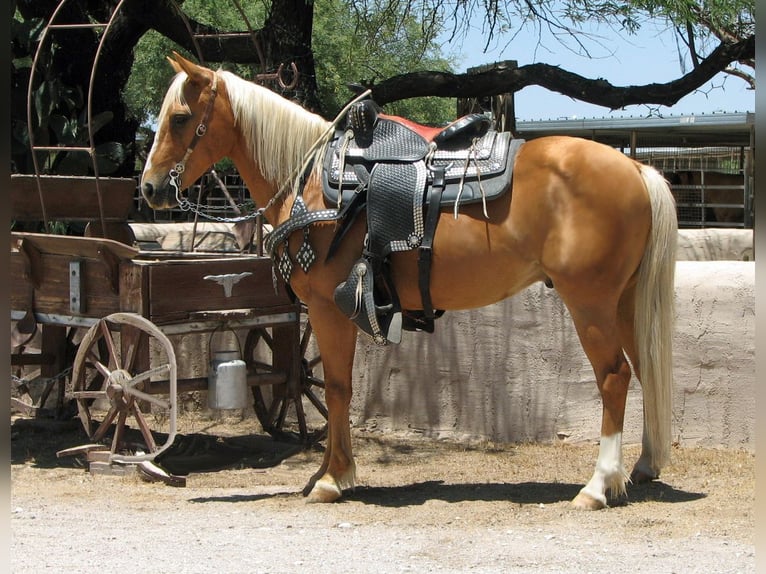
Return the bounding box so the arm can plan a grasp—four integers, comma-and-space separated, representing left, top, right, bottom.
323, 99, 525, 345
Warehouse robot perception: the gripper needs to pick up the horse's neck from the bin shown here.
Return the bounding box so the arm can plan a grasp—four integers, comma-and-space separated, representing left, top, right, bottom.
226, 146, 304, 228
225, 77, 331, 224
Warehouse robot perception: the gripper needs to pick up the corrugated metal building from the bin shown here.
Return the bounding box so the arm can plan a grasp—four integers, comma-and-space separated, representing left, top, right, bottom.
514, 112, 755, 228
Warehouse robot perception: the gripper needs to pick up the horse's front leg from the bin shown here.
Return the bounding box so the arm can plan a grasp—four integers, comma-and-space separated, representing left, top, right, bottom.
301, 301, 358, 503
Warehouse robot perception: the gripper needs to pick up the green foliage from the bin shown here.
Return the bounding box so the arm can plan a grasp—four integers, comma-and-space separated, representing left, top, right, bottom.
124, 0, 457, 129
313, 0, 456, 122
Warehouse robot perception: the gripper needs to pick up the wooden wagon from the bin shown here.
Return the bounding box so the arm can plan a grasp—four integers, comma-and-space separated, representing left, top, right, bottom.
10, 174, 327, 469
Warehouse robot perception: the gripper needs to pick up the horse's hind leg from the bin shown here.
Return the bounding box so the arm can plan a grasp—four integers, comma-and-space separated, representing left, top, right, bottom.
564, 301, 633, 510
616, 282, 662, 484
301, 302, 358, 503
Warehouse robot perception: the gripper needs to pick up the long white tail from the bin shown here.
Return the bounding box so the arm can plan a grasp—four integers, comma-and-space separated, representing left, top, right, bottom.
635, 164, 677, 472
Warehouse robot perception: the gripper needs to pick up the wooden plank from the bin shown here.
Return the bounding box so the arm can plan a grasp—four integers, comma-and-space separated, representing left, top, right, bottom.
84, 221, 136, 245
10, 248, 123, 317
11, 174, 136, 221
119, 262, 149, 316
144, 257, 293, 323
11, 232, 138, 261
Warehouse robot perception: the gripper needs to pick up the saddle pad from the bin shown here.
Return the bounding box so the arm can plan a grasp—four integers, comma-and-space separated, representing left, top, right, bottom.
322, 130, 522, 208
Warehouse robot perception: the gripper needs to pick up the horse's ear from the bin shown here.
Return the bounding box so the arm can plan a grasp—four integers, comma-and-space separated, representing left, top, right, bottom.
167, 51, 211, 86
167, 55, 184, 75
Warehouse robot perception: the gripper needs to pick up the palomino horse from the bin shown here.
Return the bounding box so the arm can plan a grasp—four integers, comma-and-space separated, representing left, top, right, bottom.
141, 53, 677, 510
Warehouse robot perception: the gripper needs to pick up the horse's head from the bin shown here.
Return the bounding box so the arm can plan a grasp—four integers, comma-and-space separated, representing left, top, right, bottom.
140, 52, 230, 209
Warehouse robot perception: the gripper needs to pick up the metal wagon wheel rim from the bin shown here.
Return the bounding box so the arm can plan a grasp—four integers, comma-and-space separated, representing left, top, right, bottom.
70, 312, 178, 462
245, 314, 327, 445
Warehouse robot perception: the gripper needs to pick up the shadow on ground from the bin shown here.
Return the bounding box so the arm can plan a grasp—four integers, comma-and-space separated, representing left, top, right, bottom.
186, 478, 705, 508
10, 415, 308, 473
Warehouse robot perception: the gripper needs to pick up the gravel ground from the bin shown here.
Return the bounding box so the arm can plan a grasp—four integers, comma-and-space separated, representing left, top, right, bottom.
10, 416, 755, 574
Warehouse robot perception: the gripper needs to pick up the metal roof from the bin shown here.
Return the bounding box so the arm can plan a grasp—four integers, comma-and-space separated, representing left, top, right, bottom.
515, 111, 754, 148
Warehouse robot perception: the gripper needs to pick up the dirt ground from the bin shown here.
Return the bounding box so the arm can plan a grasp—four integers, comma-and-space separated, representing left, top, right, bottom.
10, 414, 755, 574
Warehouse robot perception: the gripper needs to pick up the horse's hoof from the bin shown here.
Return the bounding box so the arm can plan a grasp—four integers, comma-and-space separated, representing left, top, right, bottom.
306, 479, 342, 503
630, 467, 658, 484
571, 491, 607, 511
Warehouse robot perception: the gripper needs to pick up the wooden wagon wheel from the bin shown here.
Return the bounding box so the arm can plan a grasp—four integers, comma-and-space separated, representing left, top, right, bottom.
245, 312, 327, 444
70, 312, 178, 462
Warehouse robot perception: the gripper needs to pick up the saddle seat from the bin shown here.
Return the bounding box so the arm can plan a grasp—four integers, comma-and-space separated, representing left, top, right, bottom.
347, 99, 492, 151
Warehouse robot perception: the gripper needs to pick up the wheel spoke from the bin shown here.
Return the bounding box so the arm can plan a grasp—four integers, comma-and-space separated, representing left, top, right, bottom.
119, 326, 144, 372
274, 398, 288, 429
90, 358, 113, 382
294, 397, 308, 440
128, 364, 171, 387
264, 396, 284, 429
299, 321, 313, 356
130, 400, 158, 453
122, 385, 170, 410
305, 355, 322, 370
305, 375, 325, 389
99, 320, 120, 370
91, 406, 119, 442
303, 387, 328, 419
77, 401, 93, 438
110, 409, 129, 453
260, 330, 274, 350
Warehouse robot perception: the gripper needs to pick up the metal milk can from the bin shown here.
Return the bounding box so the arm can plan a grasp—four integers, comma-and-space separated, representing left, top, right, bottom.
207, 329, 247, 410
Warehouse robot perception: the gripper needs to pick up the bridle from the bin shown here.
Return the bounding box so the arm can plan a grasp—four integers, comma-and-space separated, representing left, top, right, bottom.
168, 71, 219, 205
162, 74, 371, 225
164, 72, 260, 223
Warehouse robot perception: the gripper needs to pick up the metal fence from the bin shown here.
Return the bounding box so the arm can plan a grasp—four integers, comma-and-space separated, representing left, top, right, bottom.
635, 145, 752, 228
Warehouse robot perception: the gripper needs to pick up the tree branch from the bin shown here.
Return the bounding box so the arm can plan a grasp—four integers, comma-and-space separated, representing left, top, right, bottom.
367, 35, 755, 111
121, 0, 267, 64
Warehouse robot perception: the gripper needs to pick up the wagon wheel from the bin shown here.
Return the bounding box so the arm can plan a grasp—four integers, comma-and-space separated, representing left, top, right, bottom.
245, 313, 327, 445
70, 312, 178, 462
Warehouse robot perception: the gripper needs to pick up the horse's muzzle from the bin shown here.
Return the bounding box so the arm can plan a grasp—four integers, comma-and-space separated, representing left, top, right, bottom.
140, 178, 177, 210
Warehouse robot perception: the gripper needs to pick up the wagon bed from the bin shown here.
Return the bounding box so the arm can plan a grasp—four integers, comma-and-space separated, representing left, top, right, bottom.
10, 175, 326, 467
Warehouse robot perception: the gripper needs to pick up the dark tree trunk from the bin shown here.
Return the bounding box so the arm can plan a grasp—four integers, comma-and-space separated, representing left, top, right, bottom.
260, 0, 323, 113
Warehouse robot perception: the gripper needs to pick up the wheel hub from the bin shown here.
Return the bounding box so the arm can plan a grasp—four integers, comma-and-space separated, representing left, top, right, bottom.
105, 369, 132, 404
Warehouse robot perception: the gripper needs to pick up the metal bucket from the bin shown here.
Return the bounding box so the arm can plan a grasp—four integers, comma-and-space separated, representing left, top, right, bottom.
208, 349, 248, 410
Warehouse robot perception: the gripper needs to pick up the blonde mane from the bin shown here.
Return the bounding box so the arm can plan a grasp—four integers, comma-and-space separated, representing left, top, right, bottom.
219, 70, 331, 189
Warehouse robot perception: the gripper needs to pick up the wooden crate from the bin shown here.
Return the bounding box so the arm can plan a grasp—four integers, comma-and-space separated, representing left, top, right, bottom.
11, 232, 138, 320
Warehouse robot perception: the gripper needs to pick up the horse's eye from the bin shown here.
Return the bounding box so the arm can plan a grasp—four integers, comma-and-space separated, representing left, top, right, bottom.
172, 114, 190, 128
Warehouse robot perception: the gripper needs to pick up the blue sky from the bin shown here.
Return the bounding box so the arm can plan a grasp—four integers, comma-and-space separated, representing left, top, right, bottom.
441, 20, 755, 120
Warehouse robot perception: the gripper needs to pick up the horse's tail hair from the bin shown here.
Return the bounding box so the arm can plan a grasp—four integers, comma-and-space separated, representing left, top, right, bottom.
635, 164, 677, 472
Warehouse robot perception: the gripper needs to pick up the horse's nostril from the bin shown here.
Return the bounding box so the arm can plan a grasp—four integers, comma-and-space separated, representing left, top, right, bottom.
142, 182, 154, 200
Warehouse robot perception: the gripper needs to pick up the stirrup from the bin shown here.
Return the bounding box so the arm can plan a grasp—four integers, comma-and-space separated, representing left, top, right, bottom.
333, 258, 402, 345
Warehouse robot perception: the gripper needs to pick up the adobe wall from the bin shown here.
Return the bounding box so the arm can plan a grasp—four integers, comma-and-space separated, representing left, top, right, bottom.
347, 230, 755, 450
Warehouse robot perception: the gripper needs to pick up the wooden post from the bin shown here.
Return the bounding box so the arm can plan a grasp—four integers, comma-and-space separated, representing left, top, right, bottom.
39, 324, 68, 414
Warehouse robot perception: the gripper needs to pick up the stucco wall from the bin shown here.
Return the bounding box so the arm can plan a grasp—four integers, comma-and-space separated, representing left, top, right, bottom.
347, 230, 755, 450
